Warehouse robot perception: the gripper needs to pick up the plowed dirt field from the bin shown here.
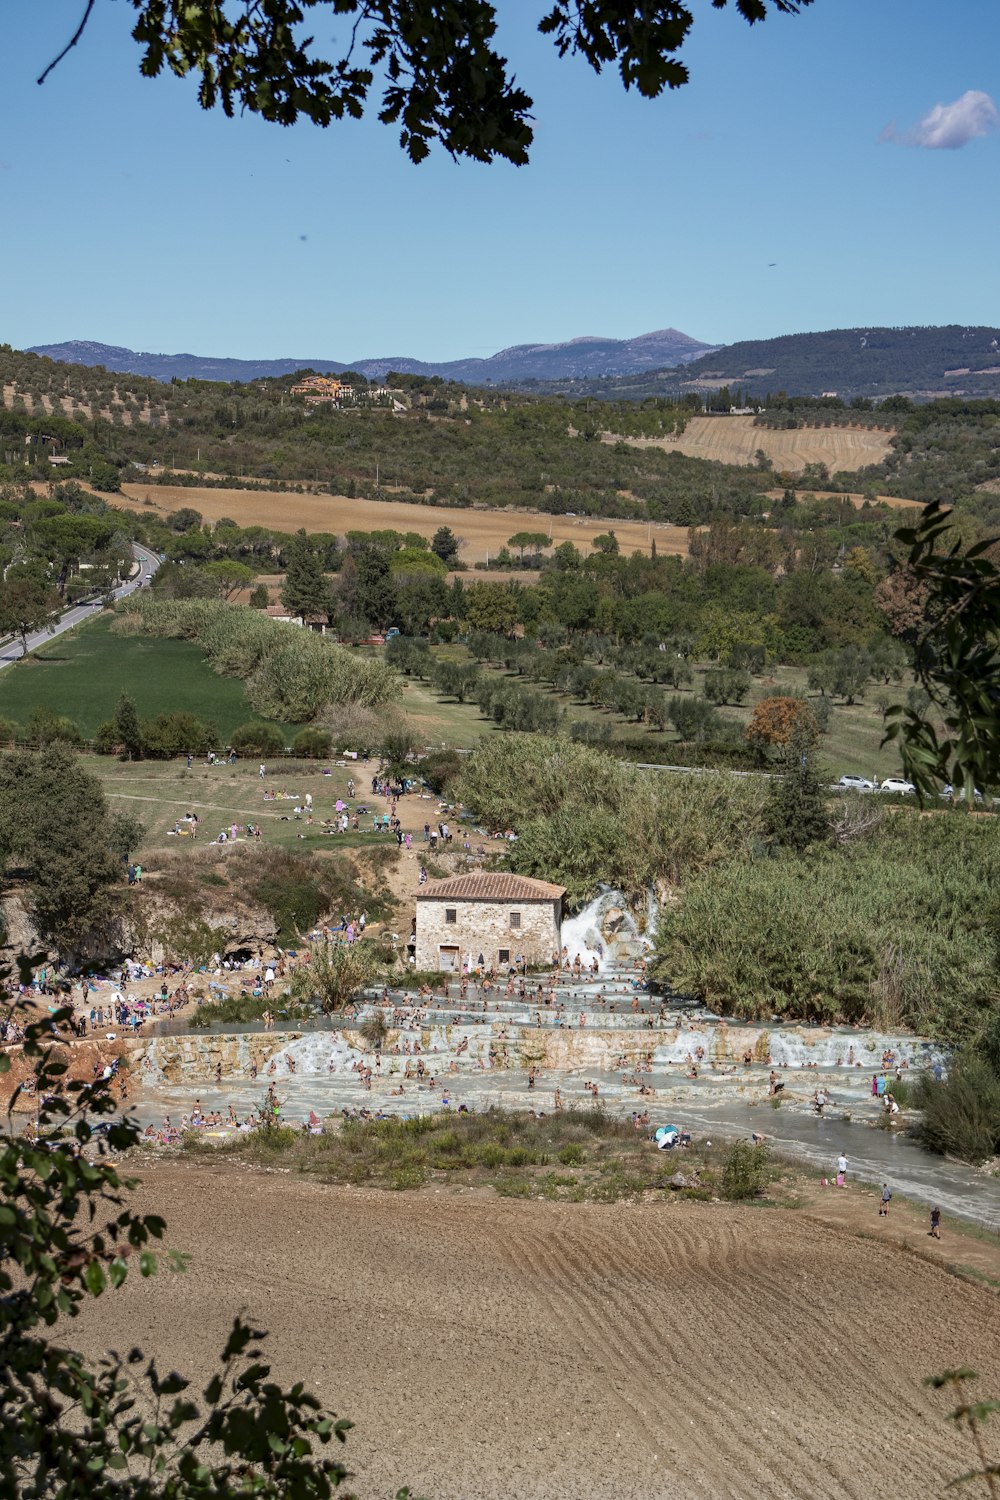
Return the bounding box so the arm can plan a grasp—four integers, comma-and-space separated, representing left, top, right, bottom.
70, 1163, 1000, 1500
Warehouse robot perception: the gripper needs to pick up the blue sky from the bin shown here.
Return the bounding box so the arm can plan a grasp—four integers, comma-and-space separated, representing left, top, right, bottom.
1, 1, 998, 361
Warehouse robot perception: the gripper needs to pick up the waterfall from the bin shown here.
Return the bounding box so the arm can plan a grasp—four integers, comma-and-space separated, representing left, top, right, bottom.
560, 887, 658, 970
268, 1031, 358, 1076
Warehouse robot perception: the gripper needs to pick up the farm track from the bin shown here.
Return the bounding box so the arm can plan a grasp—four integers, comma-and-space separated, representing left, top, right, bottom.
68, 1163, 1000, 1500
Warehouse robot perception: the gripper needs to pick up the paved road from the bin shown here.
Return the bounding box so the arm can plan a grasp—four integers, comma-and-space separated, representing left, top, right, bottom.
0, 542, 161, 671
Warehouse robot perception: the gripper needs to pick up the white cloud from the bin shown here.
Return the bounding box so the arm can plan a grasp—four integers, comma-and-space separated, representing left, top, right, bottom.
882, 89, 999, 150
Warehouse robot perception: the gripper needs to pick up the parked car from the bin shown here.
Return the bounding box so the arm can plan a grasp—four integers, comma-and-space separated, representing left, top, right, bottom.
837, 774, 875, 792
878, 777, 917, 795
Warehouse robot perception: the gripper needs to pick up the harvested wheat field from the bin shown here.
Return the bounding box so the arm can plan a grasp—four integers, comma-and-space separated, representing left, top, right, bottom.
70, 1162, 999, 1500
609, 416, 893, 473
113, 484, 688, 562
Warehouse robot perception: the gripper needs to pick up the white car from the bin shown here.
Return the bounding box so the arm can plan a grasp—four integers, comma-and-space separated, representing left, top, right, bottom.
878, 777, 916, 795
837, 774, 875, 792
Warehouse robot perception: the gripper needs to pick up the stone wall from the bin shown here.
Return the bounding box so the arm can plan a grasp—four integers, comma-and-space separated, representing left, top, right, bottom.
415, 898, 560, 971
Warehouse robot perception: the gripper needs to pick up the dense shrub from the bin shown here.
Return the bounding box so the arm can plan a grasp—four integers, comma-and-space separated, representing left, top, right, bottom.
116, 597, 394, 721
292, 726, 333, 758
914, 1061, 1000, 1164
720, 1141, 771, 1200
459, 734, 767, 903
416, 749, 463, 793
654, 815, 1000, 1035
231, 722, 286, 757
140, 711, 220, 758
24, 706, 83, 747
92, 721, 118, 755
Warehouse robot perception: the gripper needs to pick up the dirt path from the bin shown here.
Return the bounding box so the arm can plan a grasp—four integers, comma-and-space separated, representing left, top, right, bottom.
69, 1162, 1000, 1500
796, 1177, 1000, 1286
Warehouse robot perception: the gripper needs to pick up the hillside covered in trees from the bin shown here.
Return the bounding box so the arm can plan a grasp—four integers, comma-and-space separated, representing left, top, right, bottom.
4, 344, 1000, 531
534, 326, 1000, 402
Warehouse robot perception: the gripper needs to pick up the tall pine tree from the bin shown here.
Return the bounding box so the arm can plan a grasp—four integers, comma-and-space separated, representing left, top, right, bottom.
281, 529, 332, 621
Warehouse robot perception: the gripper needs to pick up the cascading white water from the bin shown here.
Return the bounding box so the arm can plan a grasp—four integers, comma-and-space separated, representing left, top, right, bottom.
560, 887, 656, 970
267, 1031, 357, 1076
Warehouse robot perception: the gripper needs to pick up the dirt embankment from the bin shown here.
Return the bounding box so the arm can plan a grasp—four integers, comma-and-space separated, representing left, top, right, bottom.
68, 1161, 1000, 1500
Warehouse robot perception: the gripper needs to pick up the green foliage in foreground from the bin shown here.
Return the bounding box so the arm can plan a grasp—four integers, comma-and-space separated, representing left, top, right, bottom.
458, 733, 768, 903
0, 989, 362, 1500
653, 814, 1000, 1036
924, 1368, 1000, 1497
116, 596, 395, 723
885, 502, 1000, 801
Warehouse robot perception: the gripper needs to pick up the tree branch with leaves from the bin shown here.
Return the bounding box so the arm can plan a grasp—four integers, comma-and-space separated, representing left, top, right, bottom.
1, 965, 406, 1498
41, 0, 813, 163
883, 502, 1000, 798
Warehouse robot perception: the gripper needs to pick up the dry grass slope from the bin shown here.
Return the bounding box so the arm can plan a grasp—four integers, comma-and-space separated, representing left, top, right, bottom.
608, 415, 893, 473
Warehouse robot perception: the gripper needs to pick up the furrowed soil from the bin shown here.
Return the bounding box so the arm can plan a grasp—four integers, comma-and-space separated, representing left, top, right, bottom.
112, 485, 688, 561
69, 1161, 1000, 1500
610, 416, 893, 472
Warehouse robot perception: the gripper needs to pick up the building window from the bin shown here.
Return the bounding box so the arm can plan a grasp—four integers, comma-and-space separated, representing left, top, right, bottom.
510, 911, 521, 929
445, 908, 457, 924
498, 949, 510, 964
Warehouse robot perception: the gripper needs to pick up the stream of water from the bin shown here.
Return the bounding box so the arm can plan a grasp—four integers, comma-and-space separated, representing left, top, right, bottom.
128, 890, 999, 1227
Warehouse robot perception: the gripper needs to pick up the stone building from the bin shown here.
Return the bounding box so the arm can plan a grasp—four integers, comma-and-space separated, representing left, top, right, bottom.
414, 872, 565, 972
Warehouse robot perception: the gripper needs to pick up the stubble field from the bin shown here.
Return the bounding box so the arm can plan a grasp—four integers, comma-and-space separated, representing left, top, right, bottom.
611, 415, 894, 472
113, 485, 689, 561
69, 1161, 1000, 1500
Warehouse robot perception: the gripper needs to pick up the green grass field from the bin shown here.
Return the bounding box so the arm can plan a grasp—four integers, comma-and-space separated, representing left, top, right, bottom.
0, 611, 908, 816
0, 615, 294, 740
86, 757, 419, 859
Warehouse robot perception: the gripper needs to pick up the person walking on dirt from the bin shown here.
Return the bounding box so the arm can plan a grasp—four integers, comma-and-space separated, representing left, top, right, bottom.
929, 1206, 941, 1239
879, 1183, 892, 1217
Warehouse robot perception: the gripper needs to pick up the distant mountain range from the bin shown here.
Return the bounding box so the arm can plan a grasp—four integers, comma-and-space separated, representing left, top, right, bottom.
541, 326, 1000, 401
24, 325, 1000, 400
26, 329, 716, 386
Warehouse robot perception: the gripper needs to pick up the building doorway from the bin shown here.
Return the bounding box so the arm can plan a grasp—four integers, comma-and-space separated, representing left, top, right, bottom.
438, 945, 461, 972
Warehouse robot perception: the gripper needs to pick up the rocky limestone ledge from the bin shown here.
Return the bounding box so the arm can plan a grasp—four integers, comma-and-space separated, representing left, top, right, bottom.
125, 1018, 937, 1087
126, 1031, 323, 1085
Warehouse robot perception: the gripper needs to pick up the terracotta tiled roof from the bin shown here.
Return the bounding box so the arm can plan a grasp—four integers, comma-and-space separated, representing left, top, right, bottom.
417, 872, 565, 903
